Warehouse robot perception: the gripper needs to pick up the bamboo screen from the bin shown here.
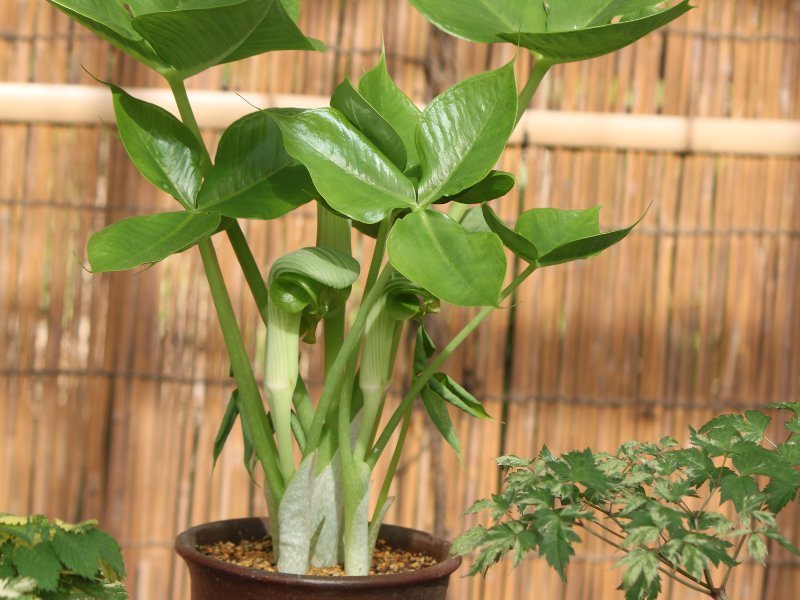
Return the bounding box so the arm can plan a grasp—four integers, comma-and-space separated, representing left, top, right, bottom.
1, 1, 798, 598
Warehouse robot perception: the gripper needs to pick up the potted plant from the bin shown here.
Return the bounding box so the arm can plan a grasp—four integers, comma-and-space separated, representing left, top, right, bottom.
455, 404, 800, 600
44, 0, 692, 597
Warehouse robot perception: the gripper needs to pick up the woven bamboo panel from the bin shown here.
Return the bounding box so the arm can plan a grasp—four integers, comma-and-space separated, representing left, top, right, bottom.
1, 1, 798, 599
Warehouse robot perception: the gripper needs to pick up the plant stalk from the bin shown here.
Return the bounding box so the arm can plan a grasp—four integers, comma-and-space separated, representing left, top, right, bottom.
368, 263, 536, 468
516, 54, 553, 124
226, 222, 270, 325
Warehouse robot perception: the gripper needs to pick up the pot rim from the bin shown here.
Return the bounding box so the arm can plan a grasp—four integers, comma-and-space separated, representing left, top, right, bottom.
175, 517, 463, 589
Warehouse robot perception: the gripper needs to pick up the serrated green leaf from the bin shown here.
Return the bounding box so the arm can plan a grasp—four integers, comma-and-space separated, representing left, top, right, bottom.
273, 108, 416, 223
748, 535, 767, 564
88, 212, 221, 272
85, 531, 125, 579
617, 549, 661, 600
535, 508, 579, 581
387, 209, 507, 307
14, 542, 61, 592
52, 530, 101, 580
110, 85, 207, 208
550, 450, 610, 499
451, 526, 487, 556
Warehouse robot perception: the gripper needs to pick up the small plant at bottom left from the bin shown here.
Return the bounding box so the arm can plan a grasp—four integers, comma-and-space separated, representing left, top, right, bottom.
0, 515, 126, 600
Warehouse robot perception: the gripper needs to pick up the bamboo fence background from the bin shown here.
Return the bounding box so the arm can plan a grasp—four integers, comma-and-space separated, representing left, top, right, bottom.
1, 0, 798, 598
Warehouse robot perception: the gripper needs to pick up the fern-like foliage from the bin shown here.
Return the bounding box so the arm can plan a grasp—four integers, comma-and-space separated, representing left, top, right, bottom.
454, 404, 800, 600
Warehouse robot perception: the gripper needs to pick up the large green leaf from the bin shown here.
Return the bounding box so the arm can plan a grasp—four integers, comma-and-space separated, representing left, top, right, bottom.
500, 1, 694, 63
387, 209, 506, 307
331, 78, 407, 170
198, 111, 315, 219
417, 62, 517, 205
110, 85, 207, 209
272, 108, 416, 224
46, 0, 162, 69
357, 52, 422, 172
130, 0, 268, 78
515, 206, 643, 267
408, 0, 546, 44
14, 542, 62, 592
88, 211, 221, 272
221, 0, 324, 63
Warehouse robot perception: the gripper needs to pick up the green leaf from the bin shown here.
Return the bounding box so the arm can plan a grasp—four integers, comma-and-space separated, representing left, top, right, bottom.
357, 52, 422, 172
14, 542, 62, 592
500, 2, 694, 64
46, 0, 162, 69
550, 450, 610, 499
130, 0, 269, 78
440, 171, 516, 205
421, 387, 462, 461
481, 203, 538, 262
52, 530, 100, 580
198, 111, 315, 219
741, 410, 772, 441
719, 473, 762, 512
515, 205, 641, 266
429, 374, 492, 420
212, 390, 240, 470
88, 212, 221, 272
408, 0, 547, 44
221, 0, 324, 64
748, 535, 768, 564
387, 209, 507, 307
617, 549, 661, 600
331, 78, 407, 170
764, 478, 800, 513
417, 62, 517, 205
110, 85, 207, 209
273, 108, 416, 224
87, 530, 125, 580
535, 508, 579, 581
451, 526, 487, 556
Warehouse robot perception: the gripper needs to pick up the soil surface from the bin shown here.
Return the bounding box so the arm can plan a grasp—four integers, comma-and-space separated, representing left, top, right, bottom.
200, 537, 438, 576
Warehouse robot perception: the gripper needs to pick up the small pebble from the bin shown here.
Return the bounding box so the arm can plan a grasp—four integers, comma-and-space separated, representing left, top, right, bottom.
200, 538, 438, 576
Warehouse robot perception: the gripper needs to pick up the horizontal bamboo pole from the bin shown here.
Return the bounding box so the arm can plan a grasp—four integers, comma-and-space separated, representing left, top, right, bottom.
1, 83, 798, 156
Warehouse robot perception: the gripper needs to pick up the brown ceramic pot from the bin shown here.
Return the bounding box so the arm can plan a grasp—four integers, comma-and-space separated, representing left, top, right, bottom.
175, 517, 462, 600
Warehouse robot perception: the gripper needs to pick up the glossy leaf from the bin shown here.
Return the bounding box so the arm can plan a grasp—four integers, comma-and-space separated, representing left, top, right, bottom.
516, 207, 601, 257
439, 170, 516, 205
198, 111, 316, 219
429, 374, 492, 420
387, 209, 506, 307
222, 0, 325, 63
110, 85, 207, 209
331, 78, 407, 170
481, 203, 538, 262
357, 52, 422, 172
408, 0, 546, 44
417, 62, 517, 205
421, 387, 462, 462
46, 0, 161, 69
88, 212, 221, 272
500, 1, 694, 63
131, 0, 269, 77
273, 108, 416, 224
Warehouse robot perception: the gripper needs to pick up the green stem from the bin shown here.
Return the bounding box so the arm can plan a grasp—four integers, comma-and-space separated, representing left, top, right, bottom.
364, 217, 391, 297
317, 204, 352, 377
198, 239, 285, 500
226, 222, 270, 325
167, 75, 283, 499
367, 264, 536, 469
304, 267, 394, 456
719, 533, 748, 591
371, 395, 413, 524
516, 54, 553, 124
